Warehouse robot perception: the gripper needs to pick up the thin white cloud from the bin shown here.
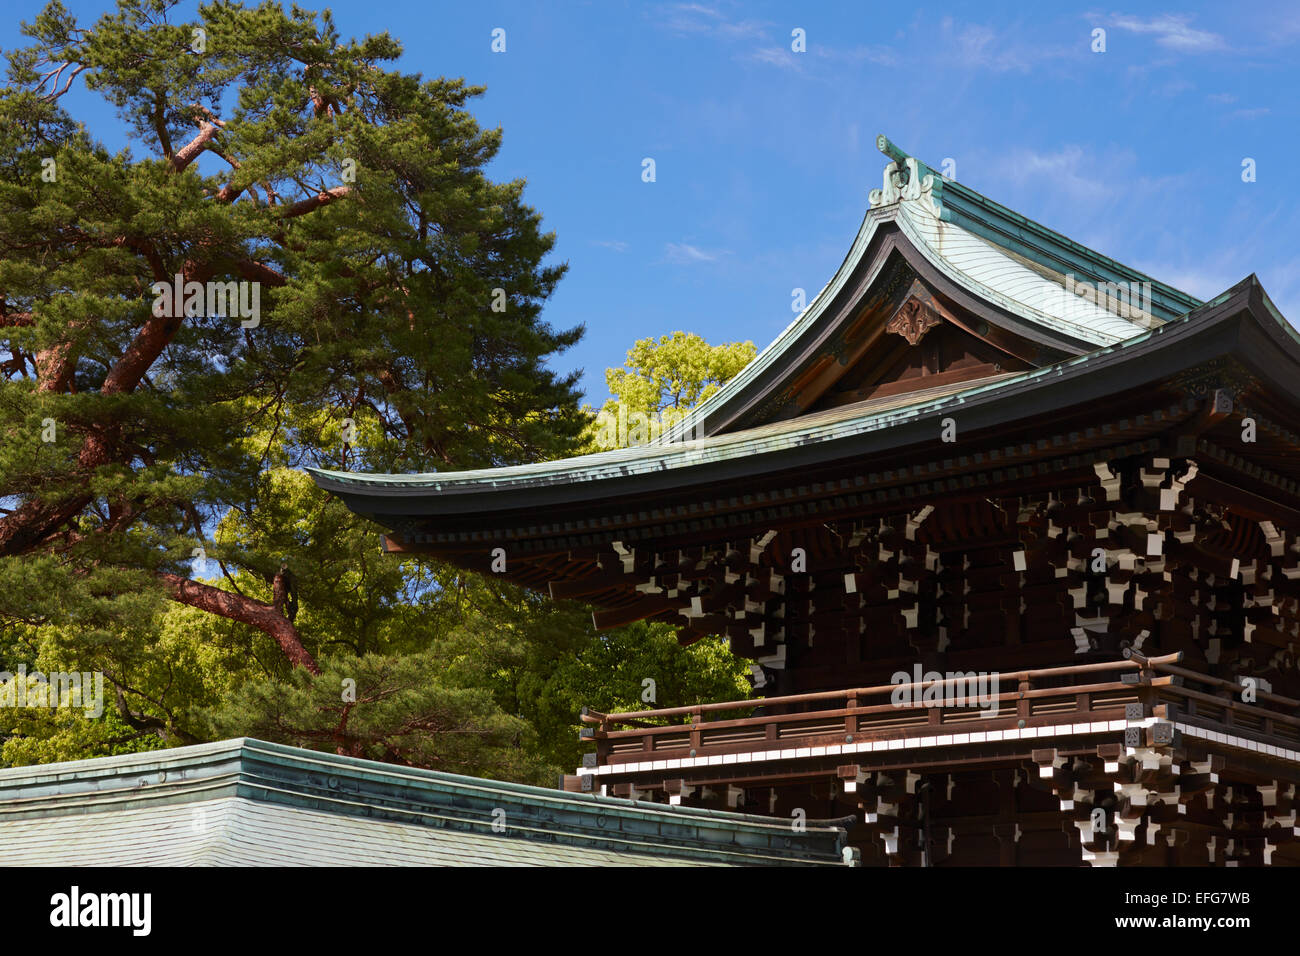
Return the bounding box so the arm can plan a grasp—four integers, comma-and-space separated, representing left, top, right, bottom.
1207, 92, 1237, 104
661, 3, 768, 40
1111, 14, 1225, 52
953, 23, 1010, 69
938, 18, 1068, 72
675, 2, 722, 17
664, 242, 729, 264
717, 19, 769, 40
744, 46, 803, 70
1157, 77, 1194, 97
816, 44, 898, 66
999, 145, 1116, 203
660, 4, 720, 35
592, 239, 629, 252
741, 37, 897, 72
1135, 264, 1237, 301
1232, 107, 1270, 119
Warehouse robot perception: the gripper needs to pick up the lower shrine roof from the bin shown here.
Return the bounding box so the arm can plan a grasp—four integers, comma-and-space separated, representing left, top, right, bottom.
0, 738, 853, 866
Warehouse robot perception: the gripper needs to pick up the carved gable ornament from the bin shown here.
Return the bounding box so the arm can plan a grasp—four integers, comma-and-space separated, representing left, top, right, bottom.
886, 295, 943, 346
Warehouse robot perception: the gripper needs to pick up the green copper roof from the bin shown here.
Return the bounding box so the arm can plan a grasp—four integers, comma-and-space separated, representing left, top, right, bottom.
875, 135, 1202, 323
304, 150, 1288, 512
305, 275, 1287, 507
0, 738, 854, 866
307, 374, 1006, 495
654, 136, 1197, 444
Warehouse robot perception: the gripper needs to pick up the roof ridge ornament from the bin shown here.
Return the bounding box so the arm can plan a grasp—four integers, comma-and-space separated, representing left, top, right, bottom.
869, 134, 942, 213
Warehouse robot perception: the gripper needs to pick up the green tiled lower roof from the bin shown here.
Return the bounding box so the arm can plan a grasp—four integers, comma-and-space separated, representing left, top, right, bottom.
0, 739, 854, 867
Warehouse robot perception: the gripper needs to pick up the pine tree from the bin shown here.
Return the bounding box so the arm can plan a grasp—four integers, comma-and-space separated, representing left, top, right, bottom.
0, 0, 586, 673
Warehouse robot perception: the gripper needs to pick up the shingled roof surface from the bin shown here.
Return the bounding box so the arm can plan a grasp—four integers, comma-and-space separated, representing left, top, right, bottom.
0, 738, 853, 867
306, 275, 1297, 520
305, 137, 1241, 511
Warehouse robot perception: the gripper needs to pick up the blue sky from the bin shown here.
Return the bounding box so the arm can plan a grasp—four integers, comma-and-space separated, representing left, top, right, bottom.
6, 1, 1299, 404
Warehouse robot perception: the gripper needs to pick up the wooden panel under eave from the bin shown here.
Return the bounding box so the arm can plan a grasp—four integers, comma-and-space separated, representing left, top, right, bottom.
701, 230, 1094, 437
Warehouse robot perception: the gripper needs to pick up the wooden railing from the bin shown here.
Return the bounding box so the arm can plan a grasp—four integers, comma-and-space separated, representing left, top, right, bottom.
1154, 658, 1300, 746
578, 651, 1300, 772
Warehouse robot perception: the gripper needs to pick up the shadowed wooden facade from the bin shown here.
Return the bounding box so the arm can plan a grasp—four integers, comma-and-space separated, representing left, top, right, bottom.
311, 137, 1300, 866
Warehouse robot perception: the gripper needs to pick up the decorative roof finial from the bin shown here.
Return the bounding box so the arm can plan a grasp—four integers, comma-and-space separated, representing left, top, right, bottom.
876, 134, 911, 190
870, 134, 942, 212
876, 133, 908, 167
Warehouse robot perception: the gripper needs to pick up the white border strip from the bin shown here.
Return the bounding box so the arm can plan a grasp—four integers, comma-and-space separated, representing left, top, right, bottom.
1174, 722, 1300, 764
594, 719, 1129, 776
592, 720, 1300, 777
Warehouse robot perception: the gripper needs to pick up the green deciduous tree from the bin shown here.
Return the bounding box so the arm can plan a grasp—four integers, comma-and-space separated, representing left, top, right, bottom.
588, 331, 755, 450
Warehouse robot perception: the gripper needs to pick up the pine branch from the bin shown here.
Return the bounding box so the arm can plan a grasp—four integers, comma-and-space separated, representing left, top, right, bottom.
158, 571, 321, 673
281, 185, 352, 218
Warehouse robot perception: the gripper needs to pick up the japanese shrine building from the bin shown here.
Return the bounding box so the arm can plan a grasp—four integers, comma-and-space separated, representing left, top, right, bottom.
310, 136, 1300, 867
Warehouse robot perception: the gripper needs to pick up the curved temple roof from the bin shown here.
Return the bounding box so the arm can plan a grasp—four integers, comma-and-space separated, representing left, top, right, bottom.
658, 135, 1201, 445
311, 276, 1297, 515
307, 136, 1269, 514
